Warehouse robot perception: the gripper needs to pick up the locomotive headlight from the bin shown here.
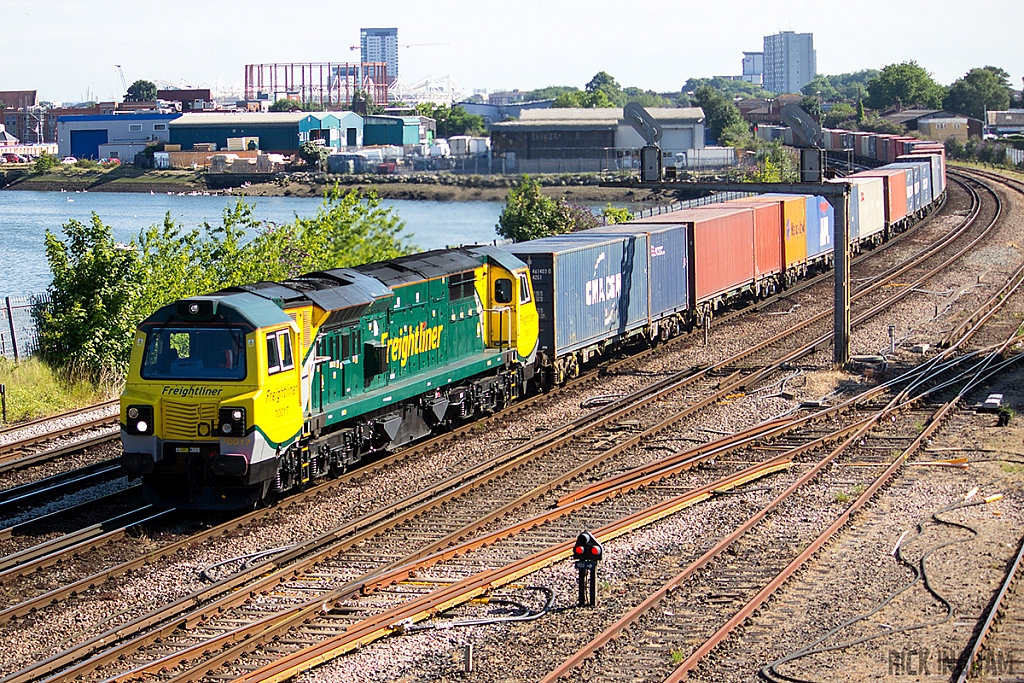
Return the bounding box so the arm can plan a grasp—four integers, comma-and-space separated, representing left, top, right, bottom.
219, 406, 245, 437
125, 405, 153, 435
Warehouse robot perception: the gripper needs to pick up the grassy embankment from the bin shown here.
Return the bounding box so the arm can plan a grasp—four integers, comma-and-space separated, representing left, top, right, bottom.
5, 164, 206, 193
0, 357, 118, 424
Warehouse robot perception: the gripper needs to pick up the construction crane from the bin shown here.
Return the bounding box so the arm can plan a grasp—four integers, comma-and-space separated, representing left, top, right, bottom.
115, 64, 127, 91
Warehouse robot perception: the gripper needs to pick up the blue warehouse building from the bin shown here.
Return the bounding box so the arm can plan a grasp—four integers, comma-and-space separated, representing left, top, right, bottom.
57, 113, 180, 160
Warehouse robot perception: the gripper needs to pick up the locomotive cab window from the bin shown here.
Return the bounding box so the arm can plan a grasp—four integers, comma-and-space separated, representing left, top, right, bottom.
141, 326, 246, 381
494, 278, 513, 304
517, 272, 531, 304
266, 330, 294, 375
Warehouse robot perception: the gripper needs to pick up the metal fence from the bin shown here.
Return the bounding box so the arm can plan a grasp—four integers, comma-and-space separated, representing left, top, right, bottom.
2, 294, 49, 361
629, 191, 757, 220
1008, 148, 1024, 165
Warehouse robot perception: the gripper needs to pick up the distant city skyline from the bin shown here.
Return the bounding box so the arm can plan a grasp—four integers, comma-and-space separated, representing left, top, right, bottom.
2, 0, 1021, 103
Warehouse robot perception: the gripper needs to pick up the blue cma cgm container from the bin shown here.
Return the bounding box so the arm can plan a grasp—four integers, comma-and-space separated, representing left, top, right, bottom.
583, 222, 691, 320
508, 233, 649, 357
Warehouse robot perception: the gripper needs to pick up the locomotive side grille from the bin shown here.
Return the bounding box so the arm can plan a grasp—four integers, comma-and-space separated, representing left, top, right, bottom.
163, 401, 218, 439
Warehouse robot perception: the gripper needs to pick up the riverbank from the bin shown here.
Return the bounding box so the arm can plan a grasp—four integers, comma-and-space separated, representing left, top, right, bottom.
1, 166, 697, 204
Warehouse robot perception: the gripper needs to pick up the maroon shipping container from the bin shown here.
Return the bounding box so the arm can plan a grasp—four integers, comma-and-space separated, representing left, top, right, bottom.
636, 206, 756, 303
849, 168, 909, 227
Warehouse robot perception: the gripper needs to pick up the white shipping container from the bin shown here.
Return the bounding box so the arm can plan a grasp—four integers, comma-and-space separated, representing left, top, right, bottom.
467, 137, 491, 155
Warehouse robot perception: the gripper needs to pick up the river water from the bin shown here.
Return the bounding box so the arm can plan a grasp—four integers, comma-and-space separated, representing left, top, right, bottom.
0, 191, 505, 298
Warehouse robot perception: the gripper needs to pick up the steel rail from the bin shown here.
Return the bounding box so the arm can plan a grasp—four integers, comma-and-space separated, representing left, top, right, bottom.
0, 461, 124, 514
0, 432, 120, 475
0, 506, 168, 578
953, 532, 1024, 683
0, 172, 974, 683
540, 170, 1013, 683
0, 399, 118, 439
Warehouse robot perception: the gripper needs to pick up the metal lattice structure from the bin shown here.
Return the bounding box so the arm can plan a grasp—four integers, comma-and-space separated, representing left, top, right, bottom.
244, 62, 389, 107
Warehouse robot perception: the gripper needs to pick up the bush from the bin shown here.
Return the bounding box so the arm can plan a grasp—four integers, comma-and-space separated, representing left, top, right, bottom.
496, 175, 602, 242
39, 186, 416, 378
33, 153, 58, 173
35, 214, 143, 377
602, 204, 633, 224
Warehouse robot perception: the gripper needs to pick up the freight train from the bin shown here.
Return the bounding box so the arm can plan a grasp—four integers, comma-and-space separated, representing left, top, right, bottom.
120, 145, 947, 510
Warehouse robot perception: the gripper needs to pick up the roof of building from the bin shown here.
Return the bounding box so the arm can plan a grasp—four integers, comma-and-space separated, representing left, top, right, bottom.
491, 107, 705, 130
56, 112, 181, 123
364, 115, 422, 125
988, 110, 1024, 125
170, 112, 310, 126
881, 109, 966, 125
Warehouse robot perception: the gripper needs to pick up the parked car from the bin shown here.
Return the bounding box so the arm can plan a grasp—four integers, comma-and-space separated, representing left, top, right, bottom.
61, 156, 78, 164
2, 153, 25, 163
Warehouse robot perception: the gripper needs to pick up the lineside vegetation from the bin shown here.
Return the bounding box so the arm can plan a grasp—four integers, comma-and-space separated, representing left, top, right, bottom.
35, 185, 415, 380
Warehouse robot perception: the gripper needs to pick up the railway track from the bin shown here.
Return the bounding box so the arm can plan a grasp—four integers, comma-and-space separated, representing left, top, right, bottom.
0, 172, 1005, 683
0, 175, 972, 600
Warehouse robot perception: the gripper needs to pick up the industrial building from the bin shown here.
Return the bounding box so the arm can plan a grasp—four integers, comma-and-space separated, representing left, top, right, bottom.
490, 107, 725, 173
362, 115, 434, 146
986, 110, 1024, 136
360, 28, 399, 85
57, 112, 179, 160
763, 31, 816, 94
168, 112, 366, 153
881, 109, 981, 142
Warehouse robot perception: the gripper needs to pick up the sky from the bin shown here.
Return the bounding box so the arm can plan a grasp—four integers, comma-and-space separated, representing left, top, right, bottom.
3, 0, 1022, 103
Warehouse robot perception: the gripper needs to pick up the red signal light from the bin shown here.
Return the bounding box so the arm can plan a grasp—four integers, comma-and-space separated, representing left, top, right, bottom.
590, 547, 599, 555
575, 546, 584, 555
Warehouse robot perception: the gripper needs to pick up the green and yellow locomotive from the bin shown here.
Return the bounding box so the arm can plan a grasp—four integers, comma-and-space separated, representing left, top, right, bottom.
120, 247, 539, 509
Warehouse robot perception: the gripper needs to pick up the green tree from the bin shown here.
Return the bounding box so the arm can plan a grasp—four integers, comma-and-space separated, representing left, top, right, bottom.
586, 71, 627, 106
856, 114, 907, 135
36, 214, 143, 376
496, 176, 598, 242
602, 204, 632, 224
551, 89, 614, 108
522, 85, 580, 101
856, 99, 866, 124
298, 140, 329, 170
33, 152, 58, 173
866, 62, 945, 109
801, 70, 878, 102
823, 102, 857, 128
415, 103, 485, 137
799, 96, 823, 120
720, 119, 754, 149
693, 85, 743, 144
623, 87, 671, 107
269, 98, 299, 112
751, 140, 798, 183
125, 79, 157, 102
351, 89, 385, 115
682, 77, 772, 100
944, 66, 1012, 120
497, 176, 563, 242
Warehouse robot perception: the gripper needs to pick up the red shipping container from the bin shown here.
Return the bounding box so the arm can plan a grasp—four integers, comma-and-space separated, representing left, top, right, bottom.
722, 196, 788, 275
637, 206, 756, 303
849, 168, 909, 226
